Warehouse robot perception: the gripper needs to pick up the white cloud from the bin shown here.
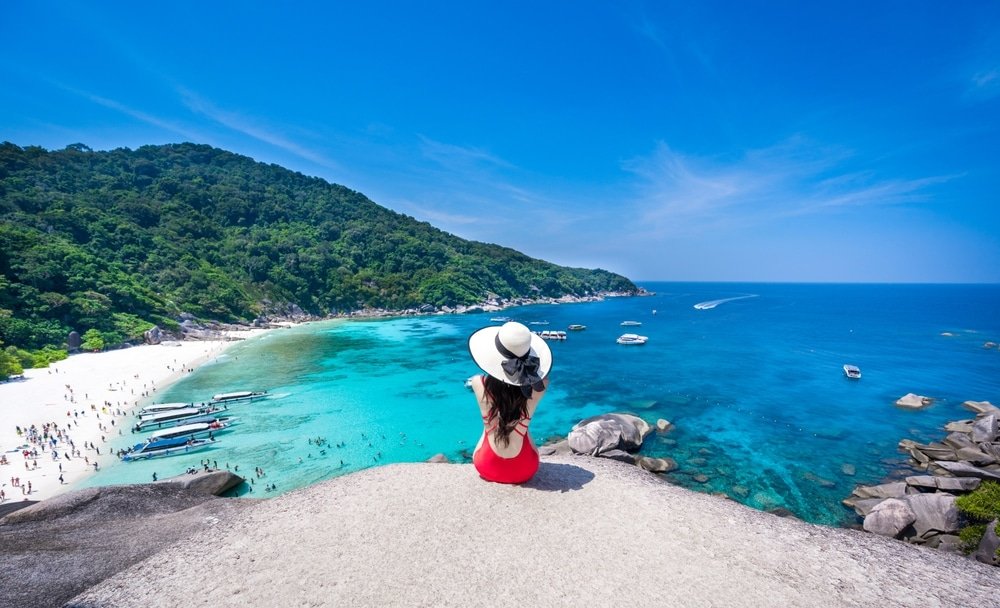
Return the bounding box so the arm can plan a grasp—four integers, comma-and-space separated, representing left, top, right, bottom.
178, 88, 341, 170
623, 139, 956, 237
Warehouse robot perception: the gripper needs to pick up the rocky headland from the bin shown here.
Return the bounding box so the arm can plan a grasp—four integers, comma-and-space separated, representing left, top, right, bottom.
844, 400, 1000, 566
5, 457, 997, 608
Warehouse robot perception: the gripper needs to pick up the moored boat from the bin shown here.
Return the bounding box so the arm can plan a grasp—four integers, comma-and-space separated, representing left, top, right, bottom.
567, 324, 586, 331
537, 330, 567, 340
843, 364, 862, 379
133, 407, 222, 431
617, 333, 648, 345
138, 402, 207, 416
211, 390, 267, 404
145, 420, 233, 442
621, 321, 642, 327
122, 437, 216, 461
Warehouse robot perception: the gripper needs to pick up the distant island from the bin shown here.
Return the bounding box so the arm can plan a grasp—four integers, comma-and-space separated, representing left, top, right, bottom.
0, 142, 635, 374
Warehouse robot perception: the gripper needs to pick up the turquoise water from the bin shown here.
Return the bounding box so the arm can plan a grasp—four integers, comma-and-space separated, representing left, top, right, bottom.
84, 283, 1000, 525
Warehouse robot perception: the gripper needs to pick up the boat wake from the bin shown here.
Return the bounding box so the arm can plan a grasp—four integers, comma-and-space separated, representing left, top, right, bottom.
693, 294, 758, 310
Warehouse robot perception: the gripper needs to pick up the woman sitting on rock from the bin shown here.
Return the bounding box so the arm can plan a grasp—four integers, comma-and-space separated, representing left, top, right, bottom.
467, 321, 551, 484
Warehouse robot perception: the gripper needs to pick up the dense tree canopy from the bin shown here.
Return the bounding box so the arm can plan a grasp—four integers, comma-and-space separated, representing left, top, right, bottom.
0, 142, 636, 352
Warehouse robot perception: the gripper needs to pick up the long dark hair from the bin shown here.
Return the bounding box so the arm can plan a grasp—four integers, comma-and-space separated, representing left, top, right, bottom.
483, 375, 530, 447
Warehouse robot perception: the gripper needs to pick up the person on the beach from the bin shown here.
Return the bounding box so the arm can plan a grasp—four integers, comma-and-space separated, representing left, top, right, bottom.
467, 321, 551, 484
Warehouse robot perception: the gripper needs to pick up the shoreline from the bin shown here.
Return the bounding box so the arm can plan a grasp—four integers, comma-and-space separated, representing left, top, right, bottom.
0, 326, 284, 504
0, 291, 632, 506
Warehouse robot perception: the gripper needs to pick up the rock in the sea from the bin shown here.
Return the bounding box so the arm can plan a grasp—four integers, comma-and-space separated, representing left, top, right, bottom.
600, 449, 637, 464
905, 494, 959, 539
655, 418, 672, 432
635, 456, 677, 473
930, 461, 1000, 481
971, 414, 999, 443
159, 470, 244, 496
732, 485, 749, 498
841, 463, 856, 476
895, 393, 933, 409
851, 482, 908, 500
955, 446, 997, 466
426, 453, 449, 463
963, 400, 1000, 416
567, 413, 651, 456
973, 520, 1000, 566
944, 419, 976, 433
537, 439, 572, 457
144, 325, 163, 345
863, 499, 916, 538
851, 498, 888, 518
693, 474, 709, 483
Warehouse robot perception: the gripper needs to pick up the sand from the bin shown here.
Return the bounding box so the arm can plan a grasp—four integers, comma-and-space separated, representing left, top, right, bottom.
0, 329, 271, 503
69, 456, 1000, 608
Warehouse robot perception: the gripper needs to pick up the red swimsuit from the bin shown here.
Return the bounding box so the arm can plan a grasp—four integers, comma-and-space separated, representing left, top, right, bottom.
473, 414, 539, 484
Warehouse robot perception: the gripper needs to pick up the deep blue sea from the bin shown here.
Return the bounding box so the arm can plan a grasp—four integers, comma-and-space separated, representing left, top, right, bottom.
84, 283, 1000, 525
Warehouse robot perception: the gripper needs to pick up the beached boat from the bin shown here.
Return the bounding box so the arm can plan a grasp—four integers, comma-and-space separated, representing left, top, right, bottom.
138, 402, 207, 416
122, 437, 216, 461
843, 364, 862, 379
133, 407, 221, 431
621, 321, 642, 327
146, 420, 233, 442
617, 333, 648, 345
211, 390, 267, 404
567, 324, 586, 331
154, 413, 237, 429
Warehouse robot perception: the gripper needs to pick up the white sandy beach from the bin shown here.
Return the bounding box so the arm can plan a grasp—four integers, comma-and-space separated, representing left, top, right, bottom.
0, 329, 272, 504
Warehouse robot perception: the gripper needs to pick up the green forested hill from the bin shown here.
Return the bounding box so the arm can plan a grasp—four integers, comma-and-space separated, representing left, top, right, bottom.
0, 142, 635, 352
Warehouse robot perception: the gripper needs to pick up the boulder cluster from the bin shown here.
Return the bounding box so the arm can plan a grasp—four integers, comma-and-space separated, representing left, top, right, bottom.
539, 412, 677, 474
844, 400, 1000, 566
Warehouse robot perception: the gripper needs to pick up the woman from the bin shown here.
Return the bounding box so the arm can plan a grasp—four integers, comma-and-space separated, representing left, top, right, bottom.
467, 321, 552, 484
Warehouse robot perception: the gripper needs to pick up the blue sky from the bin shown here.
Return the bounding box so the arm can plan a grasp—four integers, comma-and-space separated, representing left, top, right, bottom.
2, 1, 999, 282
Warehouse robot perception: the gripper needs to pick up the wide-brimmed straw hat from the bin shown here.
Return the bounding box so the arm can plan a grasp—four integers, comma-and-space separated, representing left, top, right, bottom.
468, 321, 552, 391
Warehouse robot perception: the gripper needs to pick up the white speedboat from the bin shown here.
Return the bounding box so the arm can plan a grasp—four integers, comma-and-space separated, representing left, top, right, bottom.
138, 402, 207, 416
122, 437, 216, 461
617, 333, 648, 345
537, 330, 567, 340
621, 321, 642, 327
843, 364, 862, 379
211, 390, 267, 404
146, 420, 233, 442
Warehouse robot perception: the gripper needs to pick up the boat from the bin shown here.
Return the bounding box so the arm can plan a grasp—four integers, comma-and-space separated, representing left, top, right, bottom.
843, 364, 862, 379
528, 321, 549, 326
617, 333, 648, 345
138, 402, 206, 416
537, 330, 567, 340
621, 321, 642, 327
154, 413, 237, 429
211, 390, 267, 404
122, 437, 216, 461
145, 420, 233, 442
567, 324, 586, 331
133, 407, 222, 431
489, 316, 511, 323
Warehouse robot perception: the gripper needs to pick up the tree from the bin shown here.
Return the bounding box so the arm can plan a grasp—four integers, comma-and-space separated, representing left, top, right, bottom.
80, 329, 105, 352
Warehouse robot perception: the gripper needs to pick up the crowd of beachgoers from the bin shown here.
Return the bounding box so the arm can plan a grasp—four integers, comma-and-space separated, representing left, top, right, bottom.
0, 330, 272, 504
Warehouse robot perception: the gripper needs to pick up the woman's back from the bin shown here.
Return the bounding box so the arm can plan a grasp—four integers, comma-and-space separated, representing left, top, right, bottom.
467, 321, 552, 484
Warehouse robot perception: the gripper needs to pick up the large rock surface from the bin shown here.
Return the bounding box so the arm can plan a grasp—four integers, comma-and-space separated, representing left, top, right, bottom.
963, 400, 1000, 416
863, 499, 915, 538
974, 520, 1000, 566
895, 393, 933, 409
567, 413, 652, 455
905, 494, 959, 539
0, 482, 249, 608
972, 414, 999, 443
68, 457, 1000, 608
